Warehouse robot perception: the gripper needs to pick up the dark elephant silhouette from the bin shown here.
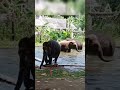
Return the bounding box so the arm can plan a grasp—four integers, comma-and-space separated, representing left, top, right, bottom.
40, 40, 61, 69
86, 31, 115, 62
15, 35, 35, 90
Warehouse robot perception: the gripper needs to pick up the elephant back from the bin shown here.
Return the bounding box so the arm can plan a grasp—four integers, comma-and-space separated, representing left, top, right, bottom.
47, 40, 61, 57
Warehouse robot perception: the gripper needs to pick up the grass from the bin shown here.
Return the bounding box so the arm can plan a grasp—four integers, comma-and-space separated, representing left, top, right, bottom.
35, 68, 85, 79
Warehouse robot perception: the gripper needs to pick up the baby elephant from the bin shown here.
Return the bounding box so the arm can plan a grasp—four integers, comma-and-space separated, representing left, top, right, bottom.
40, 40, 61, 69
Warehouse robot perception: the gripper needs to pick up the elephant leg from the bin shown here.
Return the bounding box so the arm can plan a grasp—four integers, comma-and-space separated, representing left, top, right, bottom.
45, 56, 49, 65
15, 54, 25, 90
68, 48, 71, 52
54, 56, 59, 64
15, 67, 24, 90
24, 67, 30, 89
48, 57, 52, 65
30, 63, 35, 80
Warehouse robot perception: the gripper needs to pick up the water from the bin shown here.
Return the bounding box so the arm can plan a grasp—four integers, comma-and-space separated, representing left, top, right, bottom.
35, 46, 85, 72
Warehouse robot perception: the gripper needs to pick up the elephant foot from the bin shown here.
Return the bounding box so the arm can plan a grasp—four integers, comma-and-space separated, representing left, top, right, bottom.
45, 63, 50, 65
54, 63, 58, 67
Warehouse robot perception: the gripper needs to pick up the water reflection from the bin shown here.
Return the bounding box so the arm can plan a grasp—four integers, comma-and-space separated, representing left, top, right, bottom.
35, 46, 85, 72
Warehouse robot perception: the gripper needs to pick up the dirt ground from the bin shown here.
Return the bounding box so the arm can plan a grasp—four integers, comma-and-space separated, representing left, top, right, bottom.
36, 78, 85, 90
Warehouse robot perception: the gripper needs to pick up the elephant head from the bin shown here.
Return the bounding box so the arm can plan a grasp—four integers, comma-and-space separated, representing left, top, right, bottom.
86, 34, 113, 62
68, 41, 81, 52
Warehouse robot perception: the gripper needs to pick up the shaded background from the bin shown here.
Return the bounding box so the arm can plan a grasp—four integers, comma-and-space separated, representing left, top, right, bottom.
86, 0, 120, 90
0, 0, 34, 89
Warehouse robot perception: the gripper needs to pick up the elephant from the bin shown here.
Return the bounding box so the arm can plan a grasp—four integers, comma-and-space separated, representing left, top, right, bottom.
86, 31, 115, 62
66, 39, 83, 51
40, 40, 61, 69
59, 39, 82, 52
15, 35, 35, 90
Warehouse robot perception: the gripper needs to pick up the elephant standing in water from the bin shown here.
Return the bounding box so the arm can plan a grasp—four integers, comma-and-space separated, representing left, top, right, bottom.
86, 31, 115, 62
15, 35, 35, 90
40, 40, 61, 69
59, 39, 82, 52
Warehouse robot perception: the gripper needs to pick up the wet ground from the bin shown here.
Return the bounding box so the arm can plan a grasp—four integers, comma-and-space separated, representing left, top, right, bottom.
35, 46, 85, 90
0, 48, 25, 90
1, 47, 120, 90
86, 47, 120, 90
35, 46, 85, 72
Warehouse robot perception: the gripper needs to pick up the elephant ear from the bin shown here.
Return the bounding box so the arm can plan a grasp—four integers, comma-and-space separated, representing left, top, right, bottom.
69, 42, 74, 47
43, 42, 49, 51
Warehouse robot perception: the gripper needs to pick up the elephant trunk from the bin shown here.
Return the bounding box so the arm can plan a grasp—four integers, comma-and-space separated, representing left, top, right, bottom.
40, 52, 47, 69
75, 43, 81, 52
98, 48, 112, 62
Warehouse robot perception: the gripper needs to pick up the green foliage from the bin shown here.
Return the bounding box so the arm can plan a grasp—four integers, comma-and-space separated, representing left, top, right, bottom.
67, 15, 85, 31
35, 15, 85, 44
35, 26, 71, 43
0, 0, 34, 42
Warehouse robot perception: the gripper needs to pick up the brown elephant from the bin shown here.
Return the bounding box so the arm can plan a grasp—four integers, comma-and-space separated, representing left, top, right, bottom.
86, 31, 115, 62
59, 39, 82, 52
66, 39, 83, 50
